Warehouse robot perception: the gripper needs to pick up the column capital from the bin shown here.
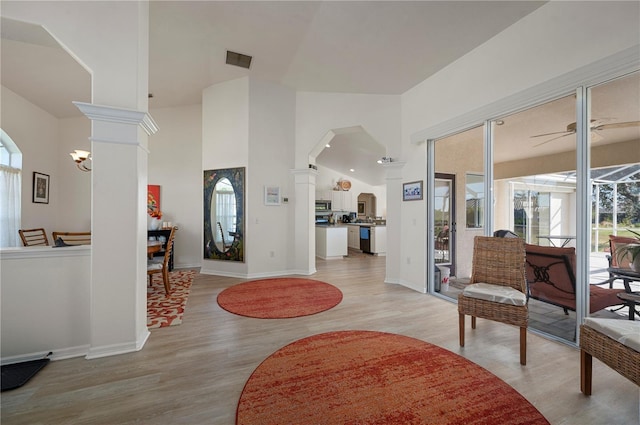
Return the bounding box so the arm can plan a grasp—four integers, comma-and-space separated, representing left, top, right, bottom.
73, 102, 159, 136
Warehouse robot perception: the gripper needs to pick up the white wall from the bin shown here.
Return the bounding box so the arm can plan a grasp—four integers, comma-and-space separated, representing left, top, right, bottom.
57, 116, 91, 232
1, 246, 91, 362
202, 78, 299, 278
148, 104, 202, 268
1, 86, 61, 237
247, 79, 296, 275
201, 78, 249, 276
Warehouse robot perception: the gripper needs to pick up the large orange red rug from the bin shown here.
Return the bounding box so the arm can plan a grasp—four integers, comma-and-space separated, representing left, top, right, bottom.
237, 330, 550, 425
147, 270, 195, 329
217, 277, 343, 318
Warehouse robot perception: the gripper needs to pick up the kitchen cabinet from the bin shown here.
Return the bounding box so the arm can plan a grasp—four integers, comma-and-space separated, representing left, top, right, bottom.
315, 226, 348, 259
371, 226, 386, 255
347, 225, 360, 249
316, 190, 332, 202
332, 191, 353, 212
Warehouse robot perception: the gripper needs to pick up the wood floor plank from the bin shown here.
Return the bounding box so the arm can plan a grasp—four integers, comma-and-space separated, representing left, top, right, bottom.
1, 254, 638, 424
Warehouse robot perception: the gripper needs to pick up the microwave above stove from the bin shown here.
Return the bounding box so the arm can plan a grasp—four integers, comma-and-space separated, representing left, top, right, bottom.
315, 200, 332, 213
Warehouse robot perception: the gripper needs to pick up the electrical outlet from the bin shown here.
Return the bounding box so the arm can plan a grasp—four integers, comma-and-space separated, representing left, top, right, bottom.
270, 251, 275, 258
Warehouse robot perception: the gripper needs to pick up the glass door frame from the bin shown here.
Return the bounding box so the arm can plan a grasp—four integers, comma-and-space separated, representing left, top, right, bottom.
434, 173, 456, 276
421, 48, 638, 345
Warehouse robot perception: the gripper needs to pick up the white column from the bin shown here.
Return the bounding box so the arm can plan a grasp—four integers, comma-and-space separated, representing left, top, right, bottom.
75, 102, 158, 359
291, 168, 318, 275
382, 161, 406, 285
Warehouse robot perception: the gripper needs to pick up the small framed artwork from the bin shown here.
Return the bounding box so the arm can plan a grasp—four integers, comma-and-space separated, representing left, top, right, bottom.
403, 180, 423, 201
32, 172, 50, 204
358, 201, 366, 215
264, 185, 281, 206
147, 184, 161, 216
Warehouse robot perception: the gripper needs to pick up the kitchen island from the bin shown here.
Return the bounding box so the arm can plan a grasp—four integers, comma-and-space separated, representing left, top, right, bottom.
315, 225, 348, 259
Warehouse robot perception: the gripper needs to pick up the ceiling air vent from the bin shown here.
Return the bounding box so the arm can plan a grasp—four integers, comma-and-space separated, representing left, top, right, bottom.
226, 50, 252, 69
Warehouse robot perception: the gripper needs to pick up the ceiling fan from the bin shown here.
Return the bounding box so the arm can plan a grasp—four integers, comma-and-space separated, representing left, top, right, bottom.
531, 119, 640, 147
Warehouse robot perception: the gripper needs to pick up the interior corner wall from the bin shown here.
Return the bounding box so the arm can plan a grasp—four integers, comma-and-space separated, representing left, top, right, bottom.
148, 104, 203, 269
247, 79, 296, 276
201, 77, 249, 276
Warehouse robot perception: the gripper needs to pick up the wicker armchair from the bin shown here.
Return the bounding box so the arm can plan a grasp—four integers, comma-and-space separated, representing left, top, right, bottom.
458, 236, 528, 365
580, 319, 639, 395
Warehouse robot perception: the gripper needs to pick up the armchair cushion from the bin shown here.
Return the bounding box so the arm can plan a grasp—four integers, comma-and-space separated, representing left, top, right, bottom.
463, 282, 527, 306
584, 318, 640, 352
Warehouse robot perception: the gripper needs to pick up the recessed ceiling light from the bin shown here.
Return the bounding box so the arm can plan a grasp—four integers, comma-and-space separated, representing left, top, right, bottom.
325, 144, 331, 148
350, 169, 355, 172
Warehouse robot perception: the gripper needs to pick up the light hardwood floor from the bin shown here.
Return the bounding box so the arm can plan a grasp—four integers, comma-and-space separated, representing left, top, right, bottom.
2, 254, 638, 424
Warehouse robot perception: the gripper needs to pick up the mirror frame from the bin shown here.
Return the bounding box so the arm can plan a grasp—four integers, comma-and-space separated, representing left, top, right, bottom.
203, 167, 245, 262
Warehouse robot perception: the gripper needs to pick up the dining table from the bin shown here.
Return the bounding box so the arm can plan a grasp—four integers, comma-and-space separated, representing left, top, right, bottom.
537, 235, 576, 248
607, 267, 640, 320
147, 240, 163, 257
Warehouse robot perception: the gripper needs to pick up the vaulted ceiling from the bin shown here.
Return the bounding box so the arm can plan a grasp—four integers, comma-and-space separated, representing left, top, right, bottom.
8, 2, 638, 186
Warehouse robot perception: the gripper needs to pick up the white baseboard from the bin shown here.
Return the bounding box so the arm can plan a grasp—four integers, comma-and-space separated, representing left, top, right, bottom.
1, 345, 89, 365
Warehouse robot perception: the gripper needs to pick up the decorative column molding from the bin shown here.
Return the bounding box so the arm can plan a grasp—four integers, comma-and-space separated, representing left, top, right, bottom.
75, 101, 155, 359
291, 167, 319, 183
74, 102, 159, 137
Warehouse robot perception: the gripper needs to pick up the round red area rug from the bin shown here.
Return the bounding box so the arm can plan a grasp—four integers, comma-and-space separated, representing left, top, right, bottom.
217, 278, 343, 318
237, 331, 550, 425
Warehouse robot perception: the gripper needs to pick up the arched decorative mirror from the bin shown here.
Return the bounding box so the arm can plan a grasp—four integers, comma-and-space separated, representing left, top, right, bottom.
204, 167, 245, 262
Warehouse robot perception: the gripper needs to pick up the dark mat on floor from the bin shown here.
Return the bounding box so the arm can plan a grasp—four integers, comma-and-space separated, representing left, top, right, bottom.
1, 357, 50, 391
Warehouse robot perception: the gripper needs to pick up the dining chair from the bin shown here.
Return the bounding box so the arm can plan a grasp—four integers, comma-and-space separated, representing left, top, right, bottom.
147, 226, 176, 295
458, 236, 528, 365
18, 228, 49, 246
52, 231, 91, 245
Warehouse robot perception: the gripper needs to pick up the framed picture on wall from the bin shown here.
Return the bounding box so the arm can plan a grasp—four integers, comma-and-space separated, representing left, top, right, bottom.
403, 180, 423, 201
147, 184, 161, 216
264, 185, 281, 205
32, 172, 50, 204
358, 201, 366, 215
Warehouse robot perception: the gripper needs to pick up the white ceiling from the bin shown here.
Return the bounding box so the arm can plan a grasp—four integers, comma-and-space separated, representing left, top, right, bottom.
8, 2, 638, 186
